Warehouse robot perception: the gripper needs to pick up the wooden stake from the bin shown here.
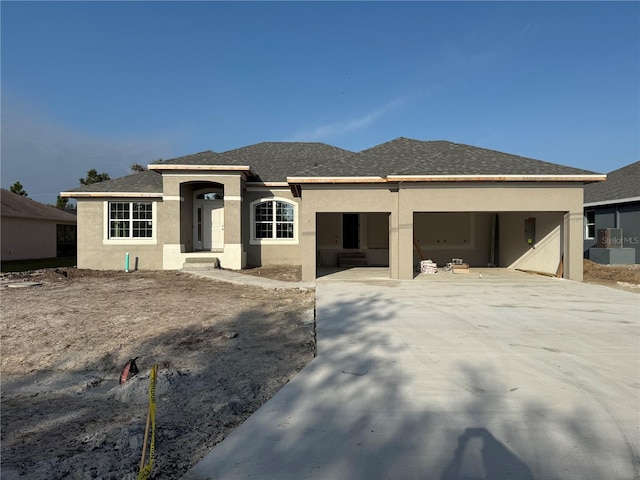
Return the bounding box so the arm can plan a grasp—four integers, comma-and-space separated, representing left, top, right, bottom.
139, 392, 152, 471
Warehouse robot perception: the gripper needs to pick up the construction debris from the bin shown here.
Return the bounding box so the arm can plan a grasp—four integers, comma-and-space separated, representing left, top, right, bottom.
419, 260, 438, 274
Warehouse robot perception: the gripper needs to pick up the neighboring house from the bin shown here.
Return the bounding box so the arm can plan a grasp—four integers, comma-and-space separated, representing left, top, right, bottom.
61, 137, 604, 281
1, 189, 77, 261
584, 161, 640, 264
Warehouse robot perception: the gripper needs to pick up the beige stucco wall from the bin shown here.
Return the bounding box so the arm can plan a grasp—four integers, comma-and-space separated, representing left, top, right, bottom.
300, 182, 585, 281
160, 174, 245, 269
76, 199, 164, 270
242, 188, 302, 267
1, 217, 73, 261
73, 177, 584, 281
300, 184, 399, 281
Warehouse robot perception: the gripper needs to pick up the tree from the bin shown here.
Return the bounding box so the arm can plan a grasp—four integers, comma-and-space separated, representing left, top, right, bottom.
9, 181, 27, 197
80, 169, 110, 186
56, 195, 69, 210
130, 163, 146, 173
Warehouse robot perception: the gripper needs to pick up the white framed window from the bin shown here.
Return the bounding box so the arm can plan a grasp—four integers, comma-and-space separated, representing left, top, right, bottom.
585, 210, 595, 239
250, 198, 298, 245
104, 201, 157, 245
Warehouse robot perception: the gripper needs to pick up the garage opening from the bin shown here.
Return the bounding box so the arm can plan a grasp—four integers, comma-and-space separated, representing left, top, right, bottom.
412, 211, 565, 276
316, 212, 390, 277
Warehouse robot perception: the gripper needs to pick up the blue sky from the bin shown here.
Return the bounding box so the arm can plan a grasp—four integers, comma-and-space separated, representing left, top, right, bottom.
2, 1, 639, 204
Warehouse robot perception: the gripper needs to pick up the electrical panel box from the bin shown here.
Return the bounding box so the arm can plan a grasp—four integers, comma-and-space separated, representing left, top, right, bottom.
525, 217, 536, 246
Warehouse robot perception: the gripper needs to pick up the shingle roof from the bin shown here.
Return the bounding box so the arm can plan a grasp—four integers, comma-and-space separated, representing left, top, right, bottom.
151, 143, 354, 182
63, 170, 163, 194
64, 138, 602, 196
584, 161, 640, 204
152, 150, 220, 166
218, 142, 355, 182
1, 189, 77, 222
301, 138, 599, 177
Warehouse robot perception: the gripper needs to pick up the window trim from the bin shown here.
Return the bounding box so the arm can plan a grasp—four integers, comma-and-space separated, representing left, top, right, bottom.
103, 200, 157, 245
249, 197, 298, 245
585, 210, 595, 240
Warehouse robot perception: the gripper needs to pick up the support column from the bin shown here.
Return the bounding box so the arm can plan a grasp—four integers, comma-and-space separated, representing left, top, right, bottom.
160, 178, 185, 269
564, 210, 584, 281
398, 194, 414, 280
301, 197, 316, 282
223, 177, 245, 270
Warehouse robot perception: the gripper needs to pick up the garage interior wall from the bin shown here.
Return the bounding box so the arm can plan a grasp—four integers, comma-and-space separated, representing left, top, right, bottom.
413, 212, 492, 267
499, 211, 564, 274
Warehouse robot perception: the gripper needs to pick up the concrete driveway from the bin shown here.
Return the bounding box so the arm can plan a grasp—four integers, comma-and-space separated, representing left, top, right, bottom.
182, 270, 639, 480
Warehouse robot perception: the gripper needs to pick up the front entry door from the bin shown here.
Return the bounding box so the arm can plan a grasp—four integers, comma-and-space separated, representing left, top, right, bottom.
194, 200, 224, 250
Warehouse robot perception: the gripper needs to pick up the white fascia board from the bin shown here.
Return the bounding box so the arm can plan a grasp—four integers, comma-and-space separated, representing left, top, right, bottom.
386, 174, 608, 182
286, 176, 387, 184
245, 181, 290, 187
584, 196, 640, 207
286, 174, 606, 184
148, 164, 252, 172
60, 191, 161, 198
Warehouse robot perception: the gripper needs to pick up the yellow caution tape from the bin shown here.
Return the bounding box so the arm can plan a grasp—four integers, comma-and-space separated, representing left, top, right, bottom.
138, 364, 158, 480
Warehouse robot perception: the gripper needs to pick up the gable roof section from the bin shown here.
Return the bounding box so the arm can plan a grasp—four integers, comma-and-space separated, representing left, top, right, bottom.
295, 137, 601, 179
584, 161, 640, 206
1, 189, 77, 222
61, 170, 163, 197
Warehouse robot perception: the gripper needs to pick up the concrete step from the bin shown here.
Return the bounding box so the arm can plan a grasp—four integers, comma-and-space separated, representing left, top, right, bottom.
183, 257, 220, 270
338, 252, 368, 267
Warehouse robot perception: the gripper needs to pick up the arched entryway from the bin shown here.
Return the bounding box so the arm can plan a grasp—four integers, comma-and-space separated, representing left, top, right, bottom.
193, 189, 224, 251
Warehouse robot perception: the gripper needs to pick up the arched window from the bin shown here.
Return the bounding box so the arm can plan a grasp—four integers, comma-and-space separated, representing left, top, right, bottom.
250, 198, 297, 244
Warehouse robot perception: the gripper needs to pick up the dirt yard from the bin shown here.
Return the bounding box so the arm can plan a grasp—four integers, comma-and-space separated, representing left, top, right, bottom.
582, 259, 640, 292
1, 268, 315, 480
1, 261, 637, 479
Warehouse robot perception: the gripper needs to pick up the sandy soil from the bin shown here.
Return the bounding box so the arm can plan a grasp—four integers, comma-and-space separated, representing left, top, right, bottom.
582, 259, 640, 292
1, 260, 636, 479
1, 268, 315, 480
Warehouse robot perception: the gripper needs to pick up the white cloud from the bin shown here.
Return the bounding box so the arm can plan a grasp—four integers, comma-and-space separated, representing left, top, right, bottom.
1, 98, 178, 204
293, 95, 411, 142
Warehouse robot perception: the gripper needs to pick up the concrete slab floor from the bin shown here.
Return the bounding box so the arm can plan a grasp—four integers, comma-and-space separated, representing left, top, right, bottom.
182, 271, 639, 480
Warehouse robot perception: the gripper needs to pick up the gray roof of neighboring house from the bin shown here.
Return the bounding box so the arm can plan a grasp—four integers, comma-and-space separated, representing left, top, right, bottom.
1, 189, 77, 222
63, 170, 163, 194
301, 138, 600, 177
584, 161, 640, 204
